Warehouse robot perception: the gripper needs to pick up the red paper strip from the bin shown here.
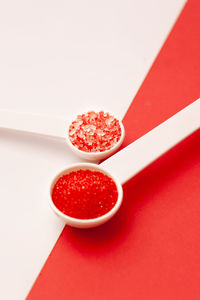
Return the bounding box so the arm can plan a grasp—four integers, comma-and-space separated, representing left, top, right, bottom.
28, 0, 200, 299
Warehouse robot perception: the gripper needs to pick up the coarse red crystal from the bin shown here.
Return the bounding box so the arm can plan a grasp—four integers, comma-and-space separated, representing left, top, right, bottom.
68, 111, 121, 152
52, 169, 118, 219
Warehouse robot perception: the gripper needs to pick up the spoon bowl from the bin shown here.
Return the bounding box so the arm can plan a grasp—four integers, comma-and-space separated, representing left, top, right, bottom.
66, 112, 125, 162
49, 163, 123, 228
66, 119, 125, 161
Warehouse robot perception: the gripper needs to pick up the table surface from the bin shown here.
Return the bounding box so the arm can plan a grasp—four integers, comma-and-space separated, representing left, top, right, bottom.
1, 0, 196, 299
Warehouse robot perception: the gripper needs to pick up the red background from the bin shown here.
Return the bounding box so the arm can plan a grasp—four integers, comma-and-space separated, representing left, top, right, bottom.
28, 0, 200, 299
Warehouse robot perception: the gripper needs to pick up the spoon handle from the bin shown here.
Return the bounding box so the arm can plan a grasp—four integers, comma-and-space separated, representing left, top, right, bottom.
101, 98, 200, 185
0, 110, 66, 139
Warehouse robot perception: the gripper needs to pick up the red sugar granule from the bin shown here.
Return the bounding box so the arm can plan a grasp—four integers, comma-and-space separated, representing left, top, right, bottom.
52, 169, 118, 219
68, 111, 121, 152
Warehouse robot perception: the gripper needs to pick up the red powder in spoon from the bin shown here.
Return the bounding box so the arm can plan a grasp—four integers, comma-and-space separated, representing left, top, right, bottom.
68, 111, 121, 152
52, 169, 118, 219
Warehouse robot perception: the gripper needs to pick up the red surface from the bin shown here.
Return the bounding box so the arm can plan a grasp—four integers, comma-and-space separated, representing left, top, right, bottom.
27, 0, 200, 299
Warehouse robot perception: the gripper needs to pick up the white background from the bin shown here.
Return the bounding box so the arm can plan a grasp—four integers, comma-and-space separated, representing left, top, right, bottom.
0, 1, 185, 299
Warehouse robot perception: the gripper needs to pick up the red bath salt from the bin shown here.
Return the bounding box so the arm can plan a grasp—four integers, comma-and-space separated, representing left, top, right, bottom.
52, 169, 118, 219
68, 111, 121, 152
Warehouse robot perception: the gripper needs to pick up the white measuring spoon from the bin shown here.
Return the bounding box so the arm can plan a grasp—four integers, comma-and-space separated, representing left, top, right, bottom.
49, 98, 200, 228
0, 110, 125, 161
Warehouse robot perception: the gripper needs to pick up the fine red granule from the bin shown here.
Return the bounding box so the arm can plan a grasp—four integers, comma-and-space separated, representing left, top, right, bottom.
68, 111, 121, 152
52, 169, 118, 219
